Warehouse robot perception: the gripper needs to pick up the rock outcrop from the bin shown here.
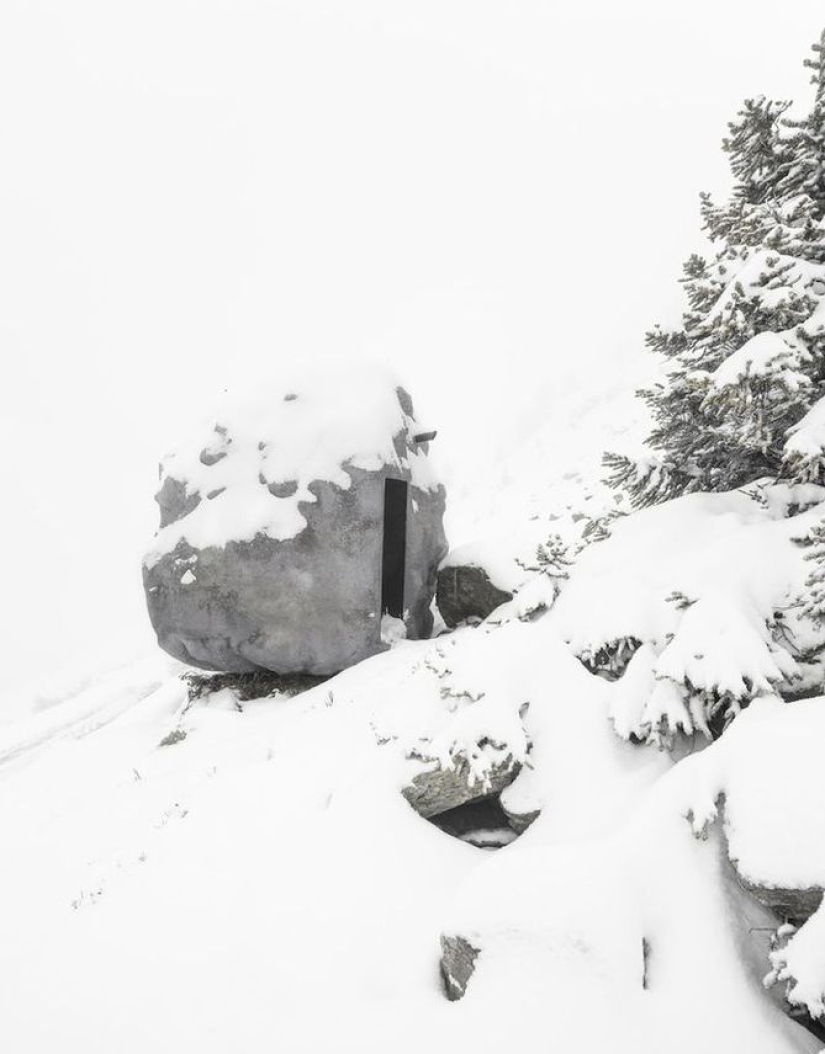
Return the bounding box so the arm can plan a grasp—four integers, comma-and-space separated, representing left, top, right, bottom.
143, 371, 447, 676
436, 564, 513, 628
401, 749, 521, 819
440, 934, 480, 1001
736, 877, 823, 923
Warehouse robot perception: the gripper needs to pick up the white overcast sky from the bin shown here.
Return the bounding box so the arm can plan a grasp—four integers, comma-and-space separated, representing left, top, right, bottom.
1, 1, 823, 704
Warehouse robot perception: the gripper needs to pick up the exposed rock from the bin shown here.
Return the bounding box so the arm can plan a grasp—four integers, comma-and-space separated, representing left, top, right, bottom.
401, 750, 521, 820
500, 765, 542, 834
735, 875, 823, 924
436, 563, 513, 628
500, 798, 541, 835
158, 728, 187, 748
440, 934, 480, 1001
155, 476, 201, 529
720, 796, 824, 925
143, 375, 447, 676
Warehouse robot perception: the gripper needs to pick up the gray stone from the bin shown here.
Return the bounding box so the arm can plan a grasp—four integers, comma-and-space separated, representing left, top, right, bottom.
720, 796, 824, 924
440, 934, 480, 1001
501, 799, 541, 835
143, 382, 447, 676
735, 876, 823, 923
436, 564, 513, 628
145, 464, 446, 676
401, 750, 521, 819
156, 476, 201, 529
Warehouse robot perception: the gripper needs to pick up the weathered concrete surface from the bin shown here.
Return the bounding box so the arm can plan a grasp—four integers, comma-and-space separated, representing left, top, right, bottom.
436, 564, 513, 628
401, 751, 521, 820
145, 463, 447, 675
440, 934, 480, 1001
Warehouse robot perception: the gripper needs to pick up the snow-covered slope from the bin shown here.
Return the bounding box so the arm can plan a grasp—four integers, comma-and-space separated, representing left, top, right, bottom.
2, 356, 824, 1052
0, 617, 821, 1052
442, 356, 657, 594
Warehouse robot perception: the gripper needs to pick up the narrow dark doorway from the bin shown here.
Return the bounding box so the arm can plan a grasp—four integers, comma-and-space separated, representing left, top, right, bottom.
381, 478, 408, 618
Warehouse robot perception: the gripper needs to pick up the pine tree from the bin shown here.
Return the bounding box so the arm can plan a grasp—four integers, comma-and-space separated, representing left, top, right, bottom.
801, 519, 825, 626
777, 30, 825, 221
607, 31, 825, 508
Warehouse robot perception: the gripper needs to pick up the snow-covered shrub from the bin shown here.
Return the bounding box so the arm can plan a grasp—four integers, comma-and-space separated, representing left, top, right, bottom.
548, 484, 825, 746
577, 637, 642, 682
799, 517, 825, 628
765, 907, 825, 1024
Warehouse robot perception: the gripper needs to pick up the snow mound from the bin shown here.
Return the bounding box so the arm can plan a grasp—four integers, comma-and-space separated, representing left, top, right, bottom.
547, 483, 825, 744
440, 693, 825, 1045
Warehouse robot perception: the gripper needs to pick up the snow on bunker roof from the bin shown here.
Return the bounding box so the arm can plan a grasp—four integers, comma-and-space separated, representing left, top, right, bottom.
145, 366, 438, 566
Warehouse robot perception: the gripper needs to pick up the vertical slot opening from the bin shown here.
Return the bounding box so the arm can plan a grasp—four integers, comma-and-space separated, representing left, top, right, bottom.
381, 478, 408, 619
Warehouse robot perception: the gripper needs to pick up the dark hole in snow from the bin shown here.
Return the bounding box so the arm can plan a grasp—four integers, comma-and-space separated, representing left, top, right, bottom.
381, 478, 408, 619
284, 393, 298, 402
429, 796, 520, 849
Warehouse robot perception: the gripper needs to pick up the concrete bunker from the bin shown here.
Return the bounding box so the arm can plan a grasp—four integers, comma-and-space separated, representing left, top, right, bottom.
142, 369, 448, 676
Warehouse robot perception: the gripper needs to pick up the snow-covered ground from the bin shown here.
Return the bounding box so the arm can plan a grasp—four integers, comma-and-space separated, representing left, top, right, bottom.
6, 5, 825, 1050
2, 366, 825, 1051
1, 613, 822, 1051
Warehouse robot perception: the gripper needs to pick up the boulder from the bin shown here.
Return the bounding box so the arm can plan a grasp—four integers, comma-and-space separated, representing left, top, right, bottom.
735, 875, 823, 924
401, 749, 521, 819
500, 797, 541, 836
440, 934, 480, 1001
500, 764, 542, 835
436, 563, 513, 628
143, 370, 447, 676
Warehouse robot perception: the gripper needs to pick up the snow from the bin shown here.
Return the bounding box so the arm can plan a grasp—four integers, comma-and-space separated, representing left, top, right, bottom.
769, 904, 825, 1021
706, 251, 825, 327
380, 613, 407, 645
7, 338, 825, 1049
684, 696, 825, 891
145, 366, 439, 567
2, 622, 820, 1051
439, 537, 528, 593
441, 365, 655, 603
6, 324, 825, 1048
710, 331, 809, 390
786, 395, 825, 462
544, 484, 825, 742
6, 6, 825, 1049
